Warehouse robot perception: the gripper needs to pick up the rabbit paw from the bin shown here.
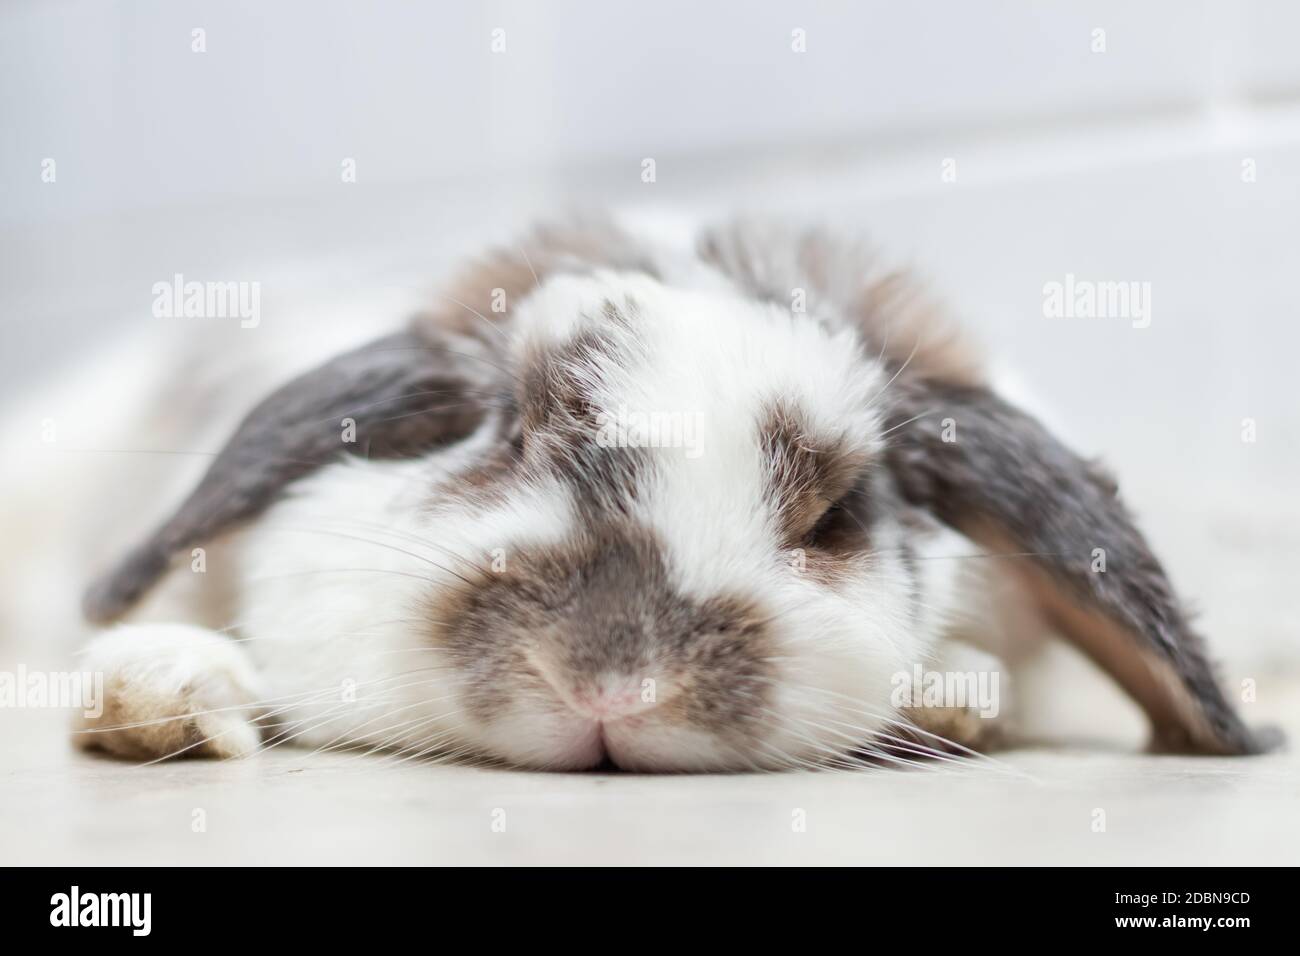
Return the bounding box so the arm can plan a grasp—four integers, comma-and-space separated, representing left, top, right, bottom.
73, 623, 265, 760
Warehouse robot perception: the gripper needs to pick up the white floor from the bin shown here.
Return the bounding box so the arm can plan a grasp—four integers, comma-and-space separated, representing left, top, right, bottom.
2, 694, 1297, 866
3, 107, 1300, 866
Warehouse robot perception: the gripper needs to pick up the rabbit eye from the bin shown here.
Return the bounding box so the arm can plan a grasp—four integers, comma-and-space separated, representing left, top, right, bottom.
807, 501, 845, 540
757, 401, 870, 547
803, 486, 872, 552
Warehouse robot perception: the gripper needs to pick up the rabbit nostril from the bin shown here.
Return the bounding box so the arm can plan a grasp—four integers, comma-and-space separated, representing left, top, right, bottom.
583, 680, 644, 719
526, 647, 666, 721
564, 672, 662, 721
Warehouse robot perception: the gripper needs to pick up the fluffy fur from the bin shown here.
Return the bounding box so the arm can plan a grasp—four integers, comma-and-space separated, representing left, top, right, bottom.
72, 215, 1273, 770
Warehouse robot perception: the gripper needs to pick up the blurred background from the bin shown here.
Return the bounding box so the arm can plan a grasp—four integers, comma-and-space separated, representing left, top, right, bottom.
0, 0, 1297, 864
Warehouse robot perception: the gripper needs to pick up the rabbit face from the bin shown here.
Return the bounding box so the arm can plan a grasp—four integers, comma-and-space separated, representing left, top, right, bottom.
419, 272, 937, 769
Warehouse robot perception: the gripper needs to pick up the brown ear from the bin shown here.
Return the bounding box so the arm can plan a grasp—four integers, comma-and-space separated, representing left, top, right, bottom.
82, 327, 504, 624
884, 379, 1279, 756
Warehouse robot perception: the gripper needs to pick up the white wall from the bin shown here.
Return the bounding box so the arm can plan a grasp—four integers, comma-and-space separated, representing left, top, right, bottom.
5, 0, 1300, 225
4, 0, 1300, 400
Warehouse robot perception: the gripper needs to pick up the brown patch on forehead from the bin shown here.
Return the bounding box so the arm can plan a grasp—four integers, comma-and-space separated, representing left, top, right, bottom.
518, 326, 611, 437
429, 521, 776, 742
759, 400, 869, 546
515, 305, 652, 517
516, 295, 643, 433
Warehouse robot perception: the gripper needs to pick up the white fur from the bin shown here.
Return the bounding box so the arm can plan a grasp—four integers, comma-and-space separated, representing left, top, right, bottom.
75, 624, 265, 759
68, 254, 1007, 770
222, 433, 579, 758
506, 271, 935, 766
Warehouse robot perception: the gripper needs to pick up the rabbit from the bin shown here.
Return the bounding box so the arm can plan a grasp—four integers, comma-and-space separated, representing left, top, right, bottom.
72, 214, 1278, 770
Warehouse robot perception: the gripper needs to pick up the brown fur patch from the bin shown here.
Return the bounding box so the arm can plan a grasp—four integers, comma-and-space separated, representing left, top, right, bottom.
413, 215, 661, 347
756, 400, 877, 587
514, 313, 650, 517
759, 400, 867, 545
428, 522, 776, 743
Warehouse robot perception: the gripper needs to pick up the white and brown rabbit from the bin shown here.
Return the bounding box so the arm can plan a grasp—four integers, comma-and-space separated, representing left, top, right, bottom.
71, 216, 1276, 770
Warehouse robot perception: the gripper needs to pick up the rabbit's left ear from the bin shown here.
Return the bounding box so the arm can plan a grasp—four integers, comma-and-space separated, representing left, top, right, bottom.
884, 379, 1278, 756
82, 327, 503, 624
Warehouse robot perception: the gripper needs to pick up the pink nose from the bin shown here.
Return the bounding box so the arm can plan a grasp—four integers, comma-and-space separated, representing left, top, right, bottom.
527, 648, 667, 722
568, 675, 657, 721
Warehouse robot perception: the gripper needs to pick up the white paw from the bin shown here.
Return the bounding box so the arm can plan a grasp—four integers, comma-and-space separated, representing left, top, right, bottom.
73, 623, 265, 760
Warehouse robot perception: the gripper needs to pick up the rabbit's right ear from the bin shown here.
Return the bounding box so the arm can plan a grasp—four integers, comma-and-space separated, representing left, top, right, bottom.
883, 378, 1279, 756
82, 327, 506, 624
